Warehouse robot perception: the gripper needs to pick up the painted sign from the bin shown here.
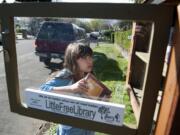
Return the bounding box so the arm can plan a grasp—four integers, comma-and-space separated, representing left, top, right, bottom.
25, 88, 125, 126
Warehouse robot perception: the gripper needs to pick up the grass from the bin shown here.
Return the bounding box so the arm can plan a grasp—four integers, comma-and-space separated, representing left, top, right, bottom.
93, 44, 135, 118
43, 123, 58, 135
114, 30, 132, 51
93, 43, 136, 135
44, 42, 136, 135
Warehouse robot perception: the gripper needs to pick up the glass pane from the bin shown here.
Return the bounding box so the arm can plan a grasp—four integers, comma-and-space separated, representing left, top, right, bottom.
14, 17, 153, 134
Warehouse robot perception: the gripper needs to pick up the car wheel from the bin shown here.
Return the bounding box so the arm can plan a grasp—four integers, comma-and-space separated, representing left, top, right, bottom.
44, 58, 51, 66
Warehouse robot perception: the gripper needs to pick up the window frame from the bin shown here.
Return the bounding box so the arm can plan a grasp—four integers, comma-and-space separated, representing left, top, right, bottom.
0, 2, 174, 135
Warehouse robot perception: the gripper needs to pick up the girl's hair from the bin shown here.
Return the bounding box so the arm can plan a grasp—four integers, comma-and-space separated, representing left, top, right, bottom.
63, 43, 93, 79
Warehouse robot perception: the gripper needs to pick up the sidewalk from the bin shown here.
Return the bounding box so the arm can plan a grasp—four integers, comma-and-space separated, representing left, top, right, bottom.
0, 97, 46, 135
0, 57, 46, 135
16, 34, 35, 40
0, 46, 2, 52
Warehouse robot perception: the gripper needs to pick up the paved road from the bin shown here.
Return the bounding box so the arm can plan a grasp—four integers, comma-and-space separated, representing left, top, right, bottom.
0, 39, 57, 135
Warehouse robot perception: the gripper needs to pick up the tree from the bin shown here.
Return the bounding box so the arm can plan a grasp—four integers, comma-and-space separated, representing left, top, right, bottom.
114, 20, 132, 31
98, 106, 110, 120
134, 0, 144, 3
76, 20, 93, 33
90, 19, 103, 31
28, 17, 44, 36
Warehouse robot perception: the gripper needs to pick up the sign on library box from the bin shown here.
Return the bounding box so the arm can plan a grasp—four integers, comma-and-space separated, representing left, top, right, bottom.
25, 88, 125, 126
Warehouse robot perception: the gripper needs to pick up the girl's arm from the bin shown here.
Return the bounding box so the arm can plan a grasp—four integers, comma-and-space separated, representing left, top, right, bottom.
52, 85, 73, 94
52, 79, 88, 95
40, 78, 70, 92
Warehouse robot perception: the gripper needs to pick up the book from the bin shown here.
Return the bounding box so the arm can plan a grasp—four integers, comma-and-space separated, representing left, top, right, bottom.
84, 73, 112, 99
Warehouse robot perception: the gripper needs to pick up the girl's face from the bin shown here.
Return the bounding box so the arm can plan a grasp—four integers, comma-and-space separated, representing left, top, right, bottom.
77, 56, 93, 73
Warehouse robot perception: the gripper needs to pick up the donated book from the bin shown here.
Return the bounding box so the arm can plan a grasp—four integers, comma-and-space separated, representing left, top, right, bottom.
84, 73, 112, 99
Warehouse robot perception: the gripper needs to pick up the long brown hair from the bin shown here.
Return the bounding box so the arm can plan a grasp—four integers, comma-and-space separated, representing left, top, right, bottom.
63, 43, 93, 81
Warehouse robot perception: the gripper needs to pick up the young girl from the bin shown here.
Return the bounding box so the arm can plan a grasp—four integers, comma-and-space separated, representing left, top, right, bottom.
40, 43, 94, 135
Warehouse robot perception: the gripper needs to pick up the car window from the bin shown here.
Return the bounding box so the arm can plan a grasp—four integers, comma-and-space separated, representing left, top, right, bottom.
37, 23, 75, 41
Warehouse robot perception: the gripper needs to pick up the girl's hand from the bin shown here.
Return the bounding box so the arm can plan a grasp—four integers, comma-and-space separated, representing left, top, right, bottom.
70, 79, 88, 94
100, 95, 111, 102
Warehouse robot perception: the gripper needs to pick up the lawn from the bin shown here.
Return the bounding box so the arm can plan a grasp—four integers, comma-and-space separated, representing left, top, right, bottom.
114, 30, 132, 51
93, 43, 136, 135
44, 42, 136, 135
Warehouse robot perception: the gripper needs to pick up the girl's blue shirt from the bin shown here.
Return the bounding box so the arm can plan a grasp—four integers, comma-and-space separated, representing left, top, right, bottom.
40, 68, 73, 92
40, 68, 94, 135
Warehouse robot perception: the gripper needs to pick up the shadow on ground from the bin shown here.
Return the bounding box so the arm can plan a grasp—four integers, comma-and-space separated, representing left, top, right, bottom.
93, 52, 125, 81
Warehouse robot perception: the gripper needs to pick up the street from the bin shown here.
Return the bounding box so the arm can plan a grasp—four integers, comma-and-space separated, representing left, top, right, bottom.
0, 39, 56, 135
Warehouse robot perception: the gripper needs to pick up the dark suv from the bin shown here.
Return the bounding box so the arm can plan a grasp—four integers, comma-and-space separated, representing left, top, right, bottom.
35, 21, 88, 66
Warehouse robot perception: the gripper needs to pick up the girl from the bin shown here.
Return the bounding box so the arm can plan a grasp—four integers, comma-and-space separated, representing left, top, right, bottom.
40, 43, 94, 135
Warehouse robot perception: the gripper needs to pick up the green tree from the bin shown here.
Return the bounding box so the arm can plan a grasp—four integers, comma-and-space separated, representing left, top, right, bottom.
115, 20, 132, 31
90, 19, 103, 31
135, 0, 144, 3
28, 17, 44, 36
15, 24, 21, 33
76, 20, 93, 33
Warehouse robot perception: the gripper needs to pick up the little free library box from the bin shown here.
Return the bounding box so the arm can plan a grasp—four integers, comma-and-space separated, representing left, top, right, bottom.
25, 88, 125, 126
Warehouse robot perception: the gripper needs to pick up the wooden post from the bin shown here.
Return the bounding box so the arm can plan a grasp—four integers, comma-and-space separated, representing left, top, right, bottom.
155, 4, 180, 135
